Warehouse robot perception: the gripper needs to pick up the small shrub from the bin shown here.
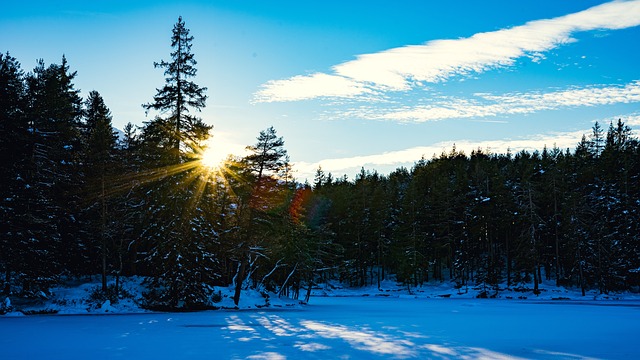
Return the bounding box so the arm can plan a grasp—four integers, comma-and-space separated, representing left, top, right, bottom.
52, 298, 78, 307
0, 297, 12, 315
211, 290, 223, 303
88, 284, 132, 305
22, 309, 58, 315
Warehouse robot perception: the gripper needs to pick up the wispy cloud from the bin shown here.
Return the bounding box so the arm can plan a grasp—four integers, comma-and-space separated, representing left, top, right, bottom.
255, 0, 640, 103
253, 73, 373, 103
360, 81, 640, 122
292, 129, 591, 180
617, 112, 640, 126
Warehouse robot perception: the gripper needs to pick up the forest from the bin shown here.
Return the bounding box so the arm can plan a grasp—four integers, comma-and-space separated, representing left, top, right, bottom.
1, 17, 639, 310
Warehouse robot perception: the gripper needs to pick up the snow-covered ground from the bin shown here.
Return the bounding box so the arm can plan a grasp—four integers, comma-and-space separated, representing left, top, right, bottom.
314, 278, 640, 302
0, 276, 303, 315
2, 277, 640, 359
4, 275, 640, 316
1, 296, 639, 359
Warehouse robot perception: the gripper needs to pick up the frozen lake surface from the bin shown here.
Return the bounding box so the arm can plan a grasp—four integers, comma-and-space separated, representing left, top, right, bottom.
2, 296, 639, 359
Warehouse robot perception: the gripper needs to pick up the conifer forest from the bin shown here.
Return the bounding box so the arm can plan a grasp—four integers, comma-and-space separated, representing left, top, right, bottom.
2, 17, 640, 311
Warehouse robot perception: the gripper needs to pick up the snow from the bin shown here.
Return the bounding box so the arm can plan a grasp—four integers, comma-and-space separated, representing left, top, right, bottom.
1, 296, 639, 359
2, 276, 640, 358
313, 278, 640, 302
2, 276, 301, 315
5, 275, 640, 314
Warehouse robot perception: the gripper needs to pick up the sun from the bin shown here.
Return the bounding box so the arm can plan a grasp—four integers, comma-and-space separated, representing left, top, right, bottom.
199, 138, 228, 170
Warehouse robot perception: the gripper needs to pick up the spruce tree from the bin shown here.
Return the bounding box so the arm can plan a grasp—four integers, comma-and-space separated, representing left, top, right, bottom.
0, 52, 28, 294
139, 17, 219, 309
143, 16, 211, 163
83, 90, 118, 292
232, 126, 288, 306
21, 57, 84, 291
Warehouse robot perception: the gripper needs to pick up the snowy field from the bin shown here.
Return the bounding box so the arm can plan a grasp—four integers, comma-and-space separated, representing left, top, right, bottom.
2, 296, 639, 359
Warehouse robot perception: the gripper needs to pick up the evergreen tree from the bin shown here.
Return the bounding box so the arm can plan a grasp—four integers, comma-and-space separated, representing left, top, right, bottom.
589, 121, 605, 158
244, 126, 288, 181
20, 56, 84, 291
313, 166, 326, 190
394, 162, 426, 290
138, 17, 218, 309
142, 16, 210, 162
512, 151, 544, 293
142, 175, 221, 309
110, 122, 144, 282
0, 52, 28, 294
83, 90, 118, 292
232, 126, 288, 306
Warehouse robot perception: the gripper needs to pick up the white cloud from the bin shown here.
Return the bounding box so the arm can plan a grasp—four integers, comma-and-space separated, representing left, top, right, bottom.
292, 129, 590, 180
366, 81, 640, 122
485, 81, 640, 108
255, 0, 640, 102
622, 113, 640, 126
253, 73, 372, 103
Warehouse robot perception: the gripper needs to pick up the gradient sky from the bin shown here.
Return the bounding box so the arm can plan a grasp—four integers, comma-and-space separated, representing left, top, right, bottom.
2, 0, 639, 180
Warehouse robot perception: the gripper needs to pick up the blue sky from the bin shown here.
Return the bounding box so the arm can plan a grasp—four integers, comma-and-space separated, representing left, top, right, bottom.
2, 0, 639, 180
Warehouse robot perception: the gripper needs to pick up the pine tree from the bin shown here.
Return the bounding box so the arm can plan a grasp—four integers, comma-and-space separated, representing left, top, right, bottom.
19, 56, 84, 292
83, 90, 118, 292
512, 151, 544, 294
394, 161, 427, 290
142, 16, 211, 163
142, 176, 221, 309
589, 121, 605, 158
313, 166, 326, 190
232, 126, 288, 306
0, 52, 29, 294
137, 17, 221, 309
244, 126, 288, 181
110, 122, 144, 282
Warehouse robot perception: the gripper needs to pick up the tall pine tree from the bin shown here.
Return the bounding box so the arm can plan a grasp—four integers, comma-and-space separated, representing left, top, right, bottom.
0, 52, 28, 294
142, 16, 211, 163
83, 90, 118, 292
22, 56, 84, 291
139, 17, 218, 309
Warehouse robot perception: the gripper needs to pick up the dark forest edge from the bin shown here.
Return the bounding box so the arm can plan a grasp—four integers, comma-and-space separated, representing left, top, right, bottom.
2, 17, 639, 312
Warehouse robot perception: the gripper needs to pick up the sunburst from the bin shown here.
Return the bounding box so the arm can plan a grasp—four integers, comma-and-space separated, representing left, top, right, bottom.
199, 136, 234, 171
88, 135, 244, 214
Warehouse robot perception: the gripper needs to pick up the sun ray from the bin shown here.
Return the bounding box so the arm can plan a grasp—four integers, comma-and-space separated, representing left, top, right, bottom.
80, 134, 245, 215
199, 137, 231, 170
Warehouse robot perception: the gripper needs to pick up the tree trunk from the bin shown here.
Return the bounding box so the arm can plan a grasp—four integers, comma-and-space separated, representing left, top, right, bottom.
175, 30, 182, 153
554, 178, 561, 286
233, 255, 247, 306
101, 174, 107, 293
278, 263, 298, 297
377, 235, 381, 290
506, 228, 511, 288
577, 242, 586, 296
3, 269, 10, 295
101, 250, 107, 292
115, 274, 120, 298
597, 238, 603, 294
533, 265, 539, 295
528, 184, 539, 295
114, 241, 123, 298
304, 278, 313, 303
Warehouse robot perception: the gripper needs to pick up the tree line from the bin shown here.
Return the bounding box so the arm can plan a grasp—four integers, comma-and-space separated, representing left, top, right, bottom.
0, 17, 334, 309
313, 121, 640, 297
2, 17, 639, 310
